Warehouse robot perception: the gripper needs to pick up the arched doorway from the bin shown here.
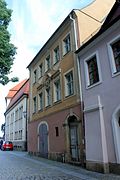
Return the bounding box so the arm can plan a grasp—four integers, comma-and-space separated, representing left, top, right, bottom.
38, 122, 48, 158
68, 115, 80, 161
112, 106, 120, 163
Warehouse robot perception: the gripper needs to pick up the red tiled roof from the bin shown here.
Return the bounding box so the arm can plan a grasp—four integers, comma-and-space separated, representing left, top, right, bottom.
6, 79, 28, 99
6, 79, 29, 111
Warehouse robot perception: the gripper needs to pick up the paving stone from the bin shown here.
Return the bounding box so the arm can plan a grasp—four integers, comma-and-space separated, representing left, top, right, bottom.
0, 151, 119, 180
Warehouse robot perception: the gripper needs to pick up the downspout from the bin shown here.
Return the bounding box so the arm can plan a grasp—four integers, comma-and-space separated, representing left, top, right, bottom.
25, 94, 28, 151
69, 13, 84, 166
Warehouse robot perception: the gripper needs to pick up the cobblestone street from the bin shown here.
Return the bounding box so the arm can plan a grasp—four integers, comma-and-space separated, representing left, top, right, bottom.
0, 151, 120, 180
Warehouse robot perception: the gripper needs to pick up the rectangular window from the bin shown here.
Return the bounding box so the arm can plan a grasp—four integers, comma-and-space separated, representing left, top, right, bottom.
63, 34, 71, 55
111, 39, 120, 73
65, 71, 74, 97
55, 127, 59, 137
54, 46, 60, 64
39, 63, 43, 78
33, 69, 37, 83
39, 92, 43, 110
87, 55, 99, 86
45, 87, 51, 107
54, 79, 61, 102
33, 97, 37, 113
45, 55, 50, 72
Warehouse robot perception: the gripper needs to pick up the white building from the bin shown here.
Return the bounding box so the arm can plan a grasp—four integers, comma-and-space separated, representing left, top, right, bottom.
4, 79, 29, 151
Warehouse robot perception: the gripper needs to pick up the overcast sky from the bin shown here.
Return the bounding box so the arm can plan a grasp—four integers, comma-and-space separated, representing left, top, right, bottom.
0, 0, 94, 136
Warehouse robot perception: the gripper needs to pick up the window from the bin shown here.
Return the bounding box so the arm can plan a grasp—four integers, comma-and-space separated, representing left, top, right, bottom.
54, 46, 60, 64
54, 79, 61, 102
118, 117, 120, 127
63, 34, 71, 55
45, 55, 50, 72
111, 39, 120, 73
39, 92, 43, 110
19, 106, 23, 119
87, 55, 99, 86
39, 63, 43, 78
65, 71, 74, 97
33, 69, 37, 83
33, 97, 37, 113
108, 37, 120, 76
45, 87, 51, 107
55, 127, 59, 137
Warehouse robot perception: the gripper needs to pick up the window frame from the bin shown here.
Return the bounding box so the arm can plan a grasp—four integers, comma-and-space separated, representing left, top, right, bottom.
33, 69, 37, 83
53, 78, 61, 102
45, 87, 51, 107
64, 69, 74, 97
39, 63, 43, 78
53, 45, 60, 64
38, 92, 43, 111
63, 33, 71, 56
84, 52, 102, 88
107, 35, 120, 77
33, 96, 37, 113
45, 55, 51, 72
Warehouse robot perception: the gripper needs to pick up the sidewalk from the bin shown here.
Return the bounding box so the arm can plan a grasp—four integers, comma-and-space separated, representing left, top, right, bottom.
25, 152, 120, 180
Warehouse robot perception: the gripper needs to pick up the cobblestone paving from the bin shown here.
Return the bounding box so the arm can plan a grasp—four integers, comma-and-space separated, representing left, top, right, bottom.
0, 151, 120, 180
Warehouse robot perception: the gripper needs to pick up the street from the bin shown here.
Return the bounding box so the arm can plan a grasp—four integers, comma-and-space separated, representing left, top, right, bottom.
0, 151, 120, 180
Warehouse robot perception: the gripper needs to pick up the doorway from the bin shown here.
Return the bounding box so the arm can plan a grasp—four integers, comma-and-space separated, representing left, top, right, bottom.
68, 116, 79, 161
39, 123, 48, 158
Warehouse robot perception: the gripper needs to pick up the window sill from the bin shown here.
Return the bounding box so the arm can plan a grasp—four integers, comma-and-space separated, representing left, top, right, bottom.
65, 93, 75, 99
38, 109, 43, 113
53, 100, 62, 106
63, 50, 71, 58
53, 60, 60, 66
86, 81, 102, 89
112, 71, 120, 78
45, 105, 51, 110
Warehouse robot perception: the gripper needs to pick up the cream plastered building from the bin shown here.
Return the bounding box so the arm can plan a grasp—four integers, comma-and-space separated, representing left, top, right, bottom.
27, 0, 115, 165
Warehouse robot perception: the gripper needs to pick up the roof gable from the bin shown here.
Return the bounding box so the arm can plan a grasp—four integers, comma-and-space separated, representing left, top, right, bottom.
6, 79, 28, 99
6, 79, 29, 111
76, 0, 120, 54
101, 0, 120, 29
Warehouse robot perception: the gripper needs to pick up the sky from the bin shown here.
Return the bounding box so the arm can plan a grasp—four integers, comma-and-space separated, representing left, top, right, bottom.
0, 0, 94, 136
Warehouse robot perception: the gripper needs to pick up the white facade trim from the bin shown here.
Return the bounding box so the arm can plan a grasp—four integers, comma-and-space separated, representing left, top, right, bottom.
84, 51, 102, 89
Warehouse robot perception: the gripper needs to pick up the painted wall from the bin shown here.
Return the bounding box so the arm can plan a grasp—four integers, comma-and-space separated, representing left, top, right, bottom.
78, 22, 120, 165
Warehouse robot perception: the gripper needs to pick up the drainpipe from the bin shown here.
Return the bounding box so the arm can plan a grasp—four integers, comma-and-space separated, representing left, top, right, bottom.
69, 14, 78, 50
69, 13, 84, 166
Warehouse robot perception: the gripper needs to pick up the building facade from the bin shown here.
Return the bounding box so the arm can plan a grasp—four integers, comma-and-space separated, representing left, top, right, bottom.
27, 0, 115, 164
4, 79, 29, 151
76, 0, 120, 174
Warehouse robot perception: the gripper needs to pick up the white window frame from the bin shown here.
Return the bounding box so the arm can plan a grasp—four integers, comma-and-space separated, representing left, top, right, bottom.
63, 33, 71, 56
53, 45, 60, 64
33, 96, 37, 113
45, 87, 51, 107
53, 78, 61, 102
39, 63, 43, 78
107, 35, 120, 76
45, 55, 50, 72
33, 69, 37, 83
64, 69, 74, 97
84, 51, 102, 88
38, 92, 43, 110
